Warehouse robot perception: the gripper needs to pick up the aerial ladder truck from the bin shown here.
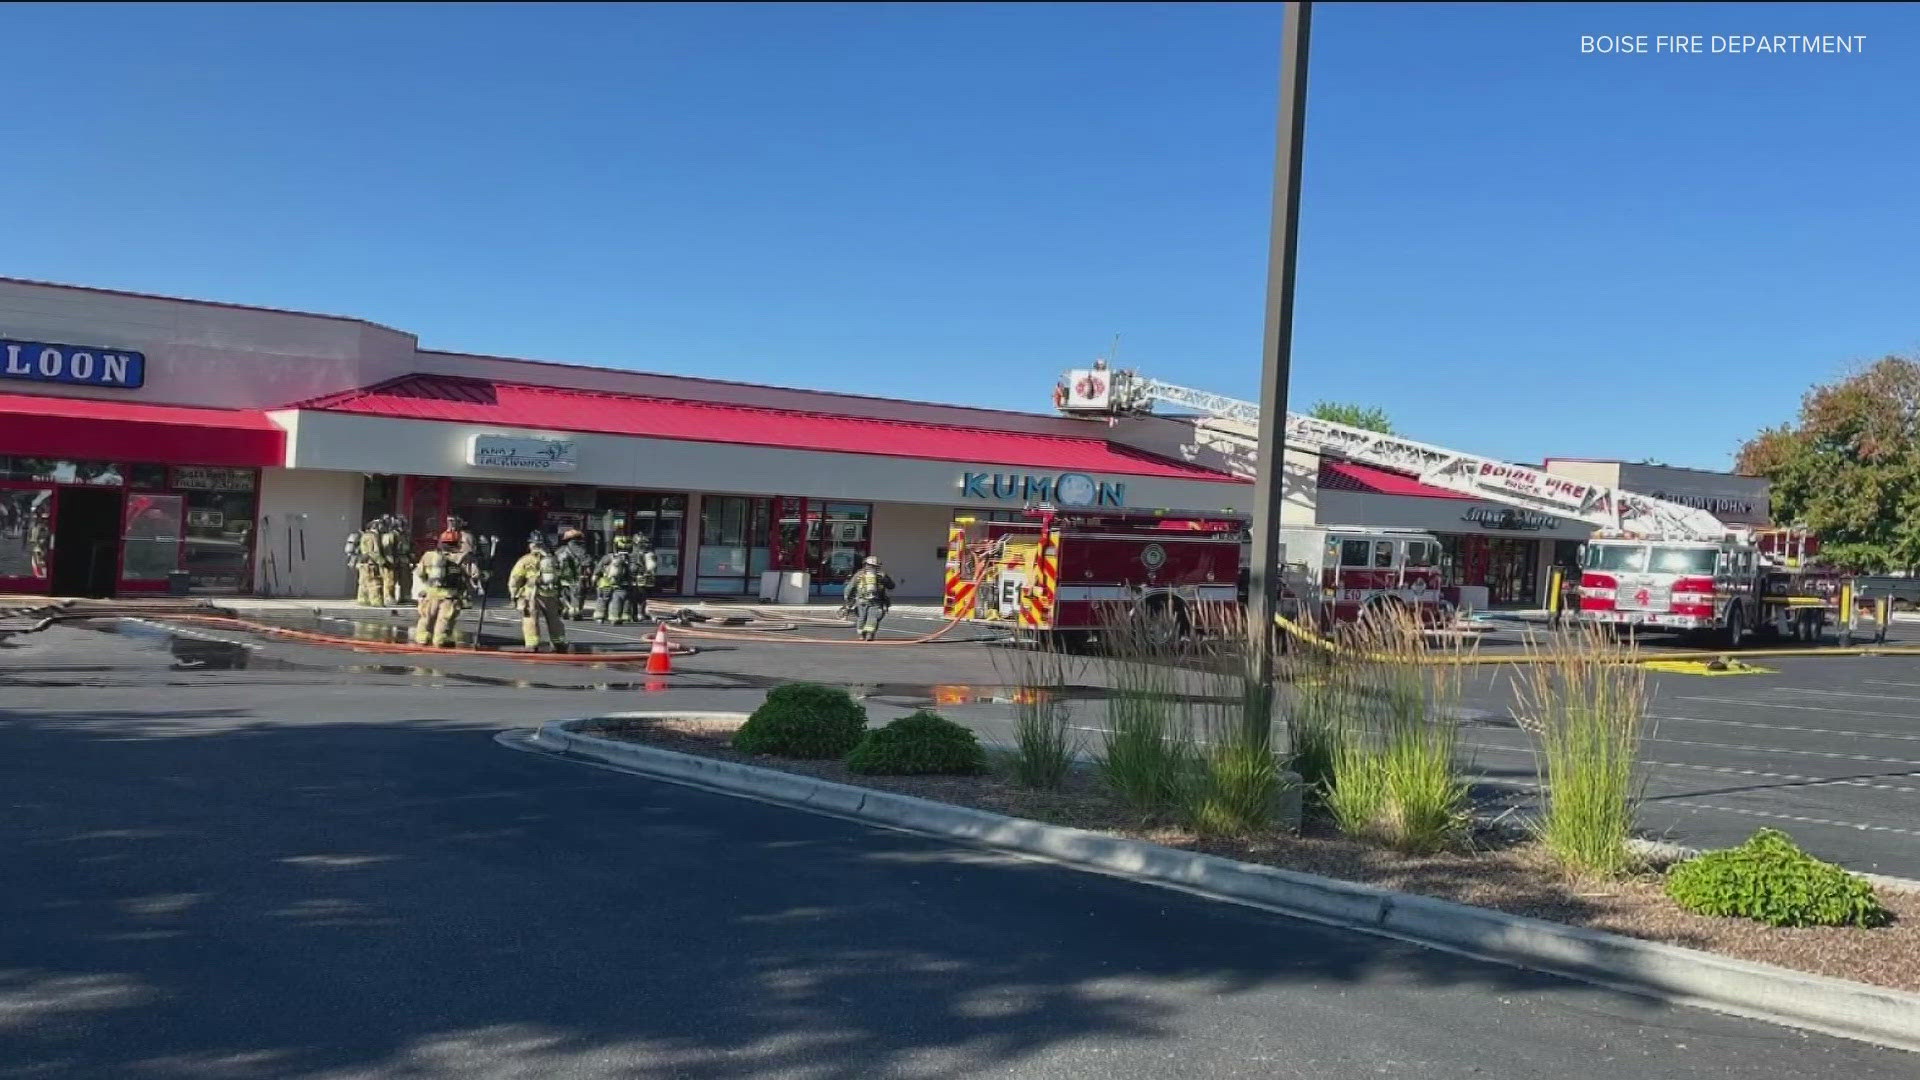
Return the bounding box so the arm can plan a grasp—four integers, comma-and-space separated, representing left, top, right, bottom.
1051, 362, 1857, 647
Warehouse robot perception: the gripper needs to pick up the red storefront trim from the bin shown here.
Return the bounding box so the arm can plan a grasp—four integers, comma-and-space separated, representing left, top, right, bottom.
0, 393, 284, 468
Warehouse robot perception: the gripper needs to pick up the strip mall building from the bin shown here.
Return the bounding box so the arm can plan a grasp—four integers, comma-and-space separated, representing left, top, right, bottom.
0, 277, 1768, 607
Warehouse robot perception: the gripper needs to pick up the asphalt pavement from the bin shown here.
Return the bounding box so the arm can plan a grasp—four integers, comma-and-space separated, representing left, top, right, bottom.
27, 604, 1920, 878
2, 623, 1914, 1077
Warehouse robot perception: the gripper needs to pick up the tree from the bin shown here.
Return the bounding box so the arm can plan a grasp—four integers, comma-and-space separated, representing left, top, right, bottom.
1734, 355, 1920, 573
1309, 401, 1393, 434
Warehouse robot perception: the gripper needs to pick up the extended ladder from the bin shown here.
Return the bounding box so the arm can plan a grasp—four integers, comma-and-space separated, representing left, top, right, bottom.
1054, 365, 1730, 542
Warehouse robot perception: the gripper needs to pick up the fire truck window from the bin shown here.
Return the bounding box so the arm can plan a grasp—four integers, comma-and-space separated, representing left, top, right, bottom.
1651, 547, 1716, 575
1404, 541, 1435, 567
1587, 544, 1648, 573
1373, 541, 1394, 568
1339, 539, 1372, 567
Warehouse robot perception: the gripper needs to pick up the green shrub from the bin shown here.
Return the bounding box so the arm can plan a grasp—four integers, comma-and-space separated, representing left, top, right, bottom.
846, 710, 986, 776
1666, 829, 1890, 928
732, 683, 868, 759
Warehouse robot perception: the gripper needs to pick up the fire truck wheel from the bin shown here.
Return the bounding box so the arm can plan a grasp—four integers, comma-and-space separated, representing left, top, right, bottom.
1722, 604, 1746, 650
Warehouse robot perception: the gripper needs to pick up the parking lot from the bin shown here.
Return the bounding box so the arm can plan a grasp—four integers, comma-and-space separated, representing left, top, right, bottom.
11, 602, 1919, 881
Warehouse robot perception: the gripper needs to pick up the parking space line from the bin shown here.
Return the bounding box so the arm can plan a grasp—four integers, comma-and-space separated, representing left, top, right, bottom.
1677, 696, 1920, 722
1643, 712, 1920, 743
1463, 732, 1920, 768
1658, 801, 1920, 837
1772, 687, 1920, 704
1640, 761, 1920, 796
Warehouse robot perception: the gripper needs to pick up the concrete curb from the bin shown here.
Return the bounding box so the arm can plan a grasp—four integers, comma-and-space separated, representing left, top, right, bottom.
510, 716, 1920, 1055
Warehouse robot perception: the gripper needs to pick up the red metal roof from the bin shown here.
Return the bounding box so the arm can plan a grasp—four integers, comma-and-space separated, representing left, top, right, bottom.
297, 374, 1241, 482
1318, 459, 1475, 501
0, 392, 284, 467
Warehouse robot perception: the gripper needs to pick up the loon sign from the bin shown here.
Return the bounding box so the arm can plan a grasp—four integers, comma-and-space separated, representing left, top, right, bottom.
958, 470, 1126, 507
1, 337, 146, 389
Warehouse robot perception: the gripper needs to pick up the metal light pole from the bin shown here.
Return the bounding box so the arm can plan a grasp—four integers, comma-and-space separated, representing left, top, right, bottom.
1245, 1, 1313, 736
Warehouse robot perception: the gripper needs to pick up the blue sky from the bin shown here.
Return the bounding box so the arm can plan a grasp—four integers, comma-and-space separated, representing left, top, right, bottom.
2, 3, 1914, 469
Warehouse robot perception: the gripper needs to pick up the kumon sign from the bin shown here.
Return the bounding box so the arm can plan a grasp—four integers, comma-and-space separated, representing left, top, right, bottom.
958, 470, 1126, 507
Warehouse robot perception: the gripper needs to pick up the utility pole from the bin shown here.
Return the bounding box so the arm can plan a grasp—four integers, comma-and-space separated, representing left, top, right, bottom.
1245, 0, 1313, 742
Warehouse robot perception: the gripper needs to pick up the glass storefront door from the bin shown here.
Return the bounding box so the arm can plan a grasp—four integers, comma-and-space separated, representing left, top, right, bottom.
696, 495, 771, 595
805, 500, 871, 598
0, 483, 55, 592
120, 493, 185, 588
1484, 537, 1540, 606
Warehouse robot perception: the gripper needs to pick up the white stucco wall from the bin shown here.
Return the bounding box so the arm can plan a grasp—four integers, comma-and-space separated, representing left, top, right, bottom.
254, 468, 364, 598
0, 279, 419, 412
867, 502, 953, 600
281, 411, 1249, 515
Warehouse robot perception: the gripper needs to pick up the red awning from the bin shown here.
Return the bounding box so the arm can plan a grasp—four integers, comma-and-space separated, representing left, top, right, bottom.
1318, 460, 1476, 500
297, 374, 1239, 481
0, 392, 285, 468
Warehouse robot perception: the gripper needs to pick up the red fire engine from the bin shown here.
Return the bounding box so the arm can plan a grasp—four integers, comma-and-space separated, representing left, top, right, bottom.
943, 508, 1449, 641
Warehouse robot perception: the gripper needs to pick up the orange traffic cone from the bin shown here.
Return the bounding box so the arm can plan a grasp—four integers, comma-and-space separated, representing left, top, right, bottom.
646, 622, 673, 674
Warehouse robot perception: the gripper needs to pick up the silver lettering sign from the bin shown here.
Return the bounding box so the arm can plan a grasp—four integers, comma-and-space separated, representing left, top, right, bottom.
466, 434, 578, 473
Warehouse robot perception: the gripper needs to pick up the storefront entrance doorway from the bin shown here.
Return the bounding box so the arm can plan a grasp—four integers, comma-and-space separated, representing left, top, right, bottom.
51, 487, 124, 597
459, 505, 541, 598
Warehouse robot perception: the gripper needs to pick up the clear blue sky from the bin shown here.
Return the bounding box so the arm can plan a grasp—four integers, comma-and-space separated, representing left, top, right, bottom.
4, 3, 1914, 469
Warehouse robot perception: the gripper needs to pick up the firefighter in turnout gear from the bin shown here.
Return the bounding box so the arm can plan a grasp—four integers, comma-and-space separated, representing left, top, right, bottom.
844, 556, 896, 641
376, 515, 410, 606
594, 535, 639, 624
555, 528, 593, 619
351, 520, 382, 605
629, 534, 660, 620
444, 515, 478, 558
509, 532, 569, 652
412, 530, 479, 647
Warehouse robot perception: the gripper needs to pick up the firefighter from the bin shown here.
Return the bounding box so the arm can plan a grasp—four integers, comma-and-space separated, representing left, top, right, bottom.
411, 530, 479, 647
509, 532, 569, 652
379, 515, 411, 606
844, 556, 896, 641
354, 518, 386, 605
594, 534, 638, 625
629, 534, 660, 620
555, 528, 594, 619
444, 515, 478, 557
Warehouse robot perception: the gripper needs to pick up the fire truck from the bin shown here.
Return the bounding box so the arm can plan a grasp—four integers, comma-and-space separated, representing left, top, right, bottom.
942, 509, 1448, 641
1046, 361, 1852, 647
1577, 526, 1844, 647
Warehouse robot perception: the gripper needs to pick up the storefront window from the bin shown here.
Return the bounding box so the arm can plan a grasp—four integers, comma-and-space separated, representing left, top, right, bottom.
952, 508, 1027, 524
0, 487, 54, 583
360, 474, 400, 526
170, 466, 255, 493
583, 489, 686, 592
120, 493, 184, 582
696, 495, 771, 595
129, 463, 169, 489
183, 489, 257, 592
806, 500, 871, 597
4, 458, 124, 485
